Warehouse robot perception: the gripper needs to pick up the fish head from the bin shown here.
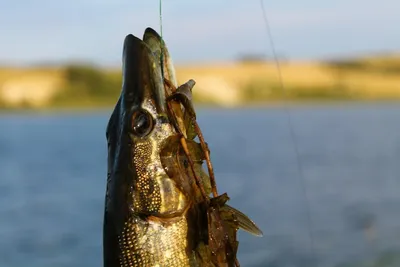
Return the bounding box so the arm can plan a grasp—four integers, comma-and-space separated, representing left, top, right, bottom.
103, 30, 195, 266
105, 32, 189, 229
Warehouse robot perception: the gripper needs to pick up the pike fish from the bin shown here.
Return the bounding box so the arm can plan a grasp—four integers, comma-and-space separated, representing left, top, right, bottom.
104, 27, 262, 267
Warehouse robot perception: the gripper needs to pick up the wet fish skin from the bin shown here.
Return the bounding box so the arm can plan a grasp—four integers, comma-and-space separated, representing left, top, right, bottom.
104, 33, 193, 267
104, 28, 263, 267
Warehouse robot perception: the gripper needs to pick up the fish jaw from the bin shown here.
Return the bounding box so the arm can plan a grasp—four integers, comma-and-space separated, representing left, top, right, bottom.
121, 33, 166, 114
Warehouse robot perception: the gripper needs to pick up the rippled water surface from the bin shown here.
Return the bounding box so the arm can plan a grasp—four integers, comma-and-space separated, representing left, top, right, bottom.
1, 104, 400, 267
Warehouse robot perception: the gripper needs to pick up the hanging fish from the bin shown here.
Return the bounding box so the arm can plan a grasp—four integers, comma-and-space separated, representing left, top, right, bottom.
103, 27, 262, 267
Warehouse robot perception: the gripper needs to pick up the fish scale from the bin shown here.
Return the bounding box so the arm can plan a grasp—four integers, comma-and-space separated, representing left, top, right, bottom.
118, 217, 190, 266
132, 141, 162, 213
103, 28, 262, 267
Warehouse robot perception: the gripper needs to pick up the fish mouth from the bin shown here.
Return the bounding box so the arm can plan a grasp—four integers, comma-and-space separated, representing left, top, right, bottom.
142, 27, 178, 88
121, 33, 166, 113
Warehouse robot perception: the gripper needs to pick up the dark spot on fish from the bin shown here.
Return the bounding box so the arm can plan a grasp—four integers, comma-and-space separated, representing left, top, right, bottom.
126, 92, 134, 102
158, 114, 169, 124
148, 179, 155, 194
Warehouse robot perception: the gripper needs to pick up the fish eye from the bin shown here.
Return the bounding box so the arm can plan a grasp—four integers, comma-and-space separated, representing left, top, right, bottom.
131, 109, 154, 137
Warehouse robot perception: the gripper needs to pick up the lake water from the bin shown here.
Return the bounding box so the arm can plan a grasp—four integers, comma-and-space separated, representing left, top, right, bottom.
1, 104, 400, 267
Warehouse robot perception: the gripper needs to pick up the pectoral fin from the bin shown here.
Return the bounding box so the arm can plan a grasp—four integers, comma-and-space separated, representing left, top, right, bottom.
222, 205, 263, 237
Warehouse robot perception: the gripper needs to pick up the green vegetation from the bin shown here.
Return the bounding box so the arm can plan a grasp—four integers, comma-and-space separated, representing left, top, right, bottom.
50, 65, 222, 108
240, 79, 356, 102
325, 55, 400, 74
240, 79, 282, 101
1, 54, 400, 110
51, 65, 121, 107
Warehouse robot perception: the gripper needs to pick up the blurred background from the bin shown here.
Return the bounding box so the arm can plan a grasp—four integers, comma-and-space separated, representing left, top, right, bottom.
1, 1, 400, 266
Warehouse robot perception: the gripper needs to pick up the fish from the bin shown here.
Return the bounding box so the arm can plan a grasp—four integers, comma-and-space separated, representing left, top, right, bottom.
104, 27, 262, 267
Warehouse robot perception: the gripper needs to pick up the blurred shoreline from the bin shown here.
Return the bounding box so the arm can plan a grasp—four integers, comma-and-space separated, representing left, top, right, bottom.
2, 101, 400, 116
1, 54, 400, 110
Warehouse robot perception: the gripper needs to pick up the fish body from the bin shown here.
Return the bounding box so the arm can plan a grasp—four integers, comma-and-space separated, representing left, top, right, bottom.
104, 28, 261, 267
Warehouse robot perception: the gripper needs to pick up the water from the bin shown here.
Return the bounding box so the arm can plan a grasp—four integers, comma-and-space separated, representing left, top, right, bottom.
1, 104, 400, 267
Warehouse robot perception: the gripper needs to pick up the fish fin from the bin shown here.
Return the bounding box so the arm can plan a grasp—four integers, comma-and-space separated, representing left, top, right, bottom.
223, 205, 263, 237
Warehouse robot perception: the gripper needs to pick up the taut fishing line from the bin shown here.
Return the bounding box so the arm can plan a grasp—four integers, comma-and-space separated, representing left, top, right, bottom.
259, 0, 316, 256
158, 0, 316, 260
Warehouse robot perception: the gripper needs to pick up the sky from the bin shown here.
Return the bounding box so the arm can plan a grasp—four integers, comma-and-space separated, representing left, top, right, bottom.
0, 0, 399, 66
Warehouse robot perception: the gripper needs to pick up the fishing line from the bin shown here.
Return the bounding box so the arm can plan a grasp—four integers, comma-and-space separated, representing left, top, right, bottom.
259, 0, 316, 255
157, 0, 316, 258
